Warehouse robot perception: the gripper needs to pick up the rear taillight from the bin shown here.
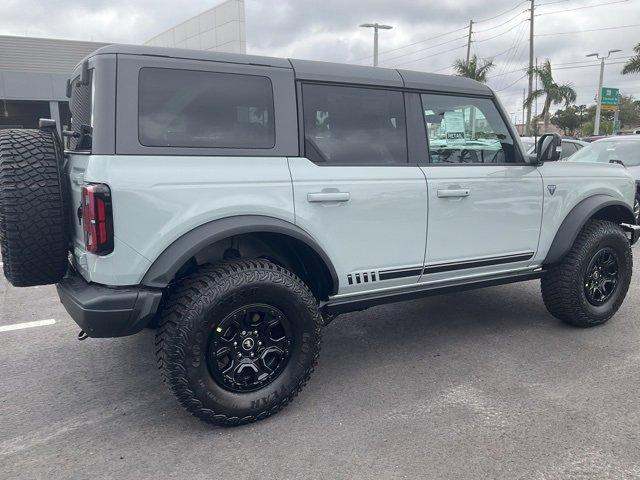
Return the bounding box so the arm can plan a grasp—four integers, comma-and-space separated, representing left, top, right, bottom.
81, 184, 113, 255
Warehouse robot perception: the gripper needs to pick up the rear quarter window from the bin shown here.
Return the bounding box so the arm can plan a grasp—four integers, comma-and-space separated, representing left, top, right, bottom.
138, 68, 275, 149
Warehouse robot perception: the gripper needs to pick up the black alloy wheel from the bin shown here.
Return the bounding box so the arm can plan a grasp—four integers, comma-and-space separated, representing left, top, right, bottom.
208, 304, 293, 392
583, 247, 619, 306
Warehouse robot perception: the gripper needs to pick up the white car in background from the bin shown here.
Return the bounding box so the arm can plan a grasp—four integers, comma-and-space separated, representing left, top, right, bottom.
567, 135, 640, 223
521, 136, 588, 160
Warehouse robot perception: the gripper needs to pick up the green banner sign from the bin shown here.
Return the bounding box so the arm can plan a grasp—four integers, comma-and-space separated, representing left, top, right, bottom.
600, 87, 619, 106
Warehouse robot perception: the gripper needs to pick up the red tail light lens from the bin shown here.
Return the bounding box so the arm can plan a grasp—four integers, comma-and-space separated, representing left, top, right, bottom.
81, 184, 114, 255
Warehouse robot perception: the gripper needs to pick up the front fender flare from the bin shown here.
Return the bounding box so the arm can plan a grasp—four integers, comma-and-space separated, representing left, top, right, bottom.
141, 215, 339, 294
543, 194, 635, 265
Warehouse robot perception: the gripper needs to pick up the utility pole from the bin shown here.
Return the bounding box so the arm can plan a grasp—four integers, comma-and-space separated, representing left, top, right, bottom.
360, 23, 393, 67
586, 49, 621, 135
466, 20, 474, 66
525, 0, 534, 135
522, 88, 526, 135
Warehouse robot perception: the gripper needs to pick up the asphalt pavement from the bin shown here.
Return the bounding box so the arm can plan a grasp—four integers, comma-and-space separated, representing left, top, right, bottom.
1, 249, 640, 479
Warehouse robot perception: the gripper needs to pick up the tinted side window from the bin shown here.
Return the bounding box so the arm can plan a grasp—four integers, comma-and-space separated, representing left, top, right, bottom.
139, 68, 275, 149
421, 94, 517, 164
561, 141, 577, 158
302, 84, 407, 165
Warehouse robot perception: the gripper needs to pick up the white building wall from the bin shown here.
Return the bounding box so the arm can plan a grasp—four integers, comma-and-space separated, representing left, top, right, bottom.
145, 0, 246, 54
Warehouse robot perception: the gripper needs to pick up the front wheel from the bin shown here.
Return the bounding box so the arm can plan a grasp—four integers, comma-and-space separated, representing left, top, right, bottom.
541, 219, 632, 328
634, 194, 640, 224
155, 259, 322, 426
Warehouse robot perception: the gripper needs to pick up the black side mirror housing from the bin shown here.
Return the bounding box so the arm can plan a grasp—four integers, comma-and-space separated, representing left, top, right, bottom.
535, 133, 562, 165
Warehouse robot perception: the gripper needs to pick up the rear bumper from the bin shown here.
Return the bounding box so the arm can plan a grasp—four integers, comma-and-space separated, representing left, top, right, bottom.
56, 270, 162, 338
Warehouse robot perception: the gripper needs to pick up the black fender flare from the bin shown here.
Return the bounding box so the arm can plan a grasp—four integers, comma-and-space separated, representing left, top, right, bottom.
543, 194, 635, 265
141, 215, 339, 294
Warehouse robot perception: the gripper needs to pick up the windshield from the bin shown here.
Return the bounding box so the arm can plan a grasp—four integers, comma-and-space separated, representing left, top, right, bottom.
567, 138, 640, 166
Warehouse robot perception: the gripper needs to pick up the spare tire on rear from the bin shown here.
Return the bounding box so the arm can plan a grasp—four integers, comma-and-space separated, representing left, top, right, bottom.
0, 129, 69, 287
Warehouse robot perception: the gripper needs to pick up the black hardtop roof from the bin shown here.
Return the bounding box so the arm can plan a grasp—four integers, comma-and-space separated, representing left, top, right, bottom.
87, 44, 493, 96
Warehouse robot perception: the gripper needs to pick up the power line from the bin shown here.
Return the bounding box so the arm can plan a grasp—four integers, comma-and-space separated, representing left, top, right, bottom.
391, 43, 468, 67
474, 19, 529, 42
536, 23, 640, 36
352, 25, 469, 63
536, 0, 630, 16
536, 0, 569, 6
474, 9, 528, 33
495, 73, 528, 91
359, 0, 537, 64
378, 34, 469, 65
493, 21, 529, 89
491, 61, 631, 96
475, 0, 529, 23
553, 60, 627, 70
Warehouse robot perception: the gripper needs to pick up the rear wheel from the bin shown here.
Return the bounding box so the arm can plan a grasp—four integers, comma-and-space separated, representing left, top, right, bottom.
0, 129, 69, 286
541, 219, 632, 327
155, 259, 322, 426
634, 194, 639, 224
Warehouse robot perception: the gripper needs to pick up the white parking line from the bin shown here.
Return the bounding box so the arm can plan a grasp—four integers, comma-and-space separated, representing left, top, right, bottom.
0, 319, 56, 332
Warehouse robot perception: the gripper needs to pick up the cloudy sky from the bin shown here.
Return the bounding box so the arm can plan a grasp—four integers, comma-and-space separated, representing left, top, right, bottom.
2, 0, 639, 120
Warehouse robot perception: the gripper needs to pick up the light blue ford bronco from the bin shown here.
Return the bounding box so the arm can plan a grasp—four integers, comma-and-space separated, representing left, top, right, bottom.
0, 45, 638, 426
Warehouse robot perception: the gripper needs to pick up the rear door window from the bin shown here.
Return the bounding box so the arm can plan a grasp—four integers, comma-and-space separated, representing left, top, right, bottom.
302, 83, 407, 165
138, 68, 275, 149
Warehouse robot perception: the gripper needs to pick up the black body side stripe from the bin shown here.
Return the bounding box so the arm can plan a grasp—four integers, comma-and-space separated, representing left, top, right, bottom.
377, 252, 534, 281
378, 267, 423, 281
422, 252, 534, 275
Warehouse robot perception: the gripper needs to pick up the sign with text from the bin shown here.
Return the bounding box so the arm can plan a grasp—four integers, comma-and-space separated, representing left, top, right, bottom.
444, 111, 466, 146
600, 87, 619, 106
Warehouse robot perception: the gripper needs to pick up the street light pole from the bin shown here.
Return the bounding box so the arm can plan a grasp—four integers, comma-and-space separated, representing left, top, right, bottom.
360, 23, 393, 67
586, 49, 621, 136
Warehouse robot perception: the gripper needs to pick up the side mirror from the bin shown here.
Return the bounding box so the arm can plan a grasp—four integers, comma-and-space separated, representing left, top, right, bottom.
536, 133, 562, 165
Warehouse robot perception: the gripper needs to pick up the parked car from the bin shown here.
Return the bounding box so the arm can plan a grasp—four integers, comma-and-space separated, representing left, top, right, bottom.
567, 135, 640, 223
520, 136, 587, 159
0, 45, 638, 427
581, 135, 609, 143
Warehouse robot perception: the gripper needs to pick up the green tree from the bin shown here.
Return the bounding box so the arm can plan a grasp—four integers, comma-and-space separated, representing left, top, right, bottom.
452, 55, 495, 83
525, 59, 577, 132
618, 95, 640, 128
551, 106, 581, 136
622, 43, 640, 75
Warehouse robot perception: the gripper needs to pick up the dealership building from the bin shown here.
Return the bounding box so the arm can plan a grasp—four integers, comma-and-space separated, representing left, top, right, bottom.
0, 0, 246, 134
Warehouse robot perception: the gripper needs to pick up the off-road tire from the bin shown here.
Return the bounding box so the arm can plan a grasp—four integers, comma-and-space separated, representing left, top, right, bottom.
0, 129, 69, 286
541, 219, 632, 327
155, 259, 322, 426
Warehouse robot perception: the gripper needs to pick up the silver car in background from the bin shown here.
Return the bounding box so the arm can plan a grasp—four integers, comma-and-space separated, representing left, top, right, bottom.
521, 136, 588, 160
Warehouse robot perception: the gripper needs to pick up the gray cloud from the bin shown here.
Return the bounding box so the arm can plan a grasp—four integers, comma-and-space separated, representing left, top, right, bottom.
1, 0, 639, 116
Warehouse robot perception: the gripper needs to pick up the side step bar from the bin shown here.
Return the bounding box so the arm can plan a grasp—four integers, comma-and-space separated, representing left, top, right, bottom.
322, 270, 543, 316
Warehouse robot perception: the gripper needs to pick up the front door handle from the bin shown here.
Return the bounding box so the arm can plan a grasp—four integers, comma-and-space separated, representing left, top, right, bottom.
437, 188, 470, 198
307, 192, 351, 203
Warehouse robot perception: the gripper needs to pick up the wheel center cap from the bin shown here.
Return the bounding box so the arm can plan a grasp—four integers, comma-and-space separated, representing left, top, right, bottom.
242, 338, 255, 351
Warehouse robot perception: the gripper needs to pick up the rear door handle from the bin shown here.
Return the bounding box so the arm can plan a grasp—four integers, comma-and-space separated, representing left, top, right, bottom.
437, 188, 470, 198
307, 192, 351, 203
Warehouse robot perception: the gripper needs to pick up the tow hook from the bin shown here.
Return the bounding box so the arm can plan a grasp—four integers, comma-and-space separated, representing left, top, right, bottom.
77, 330, 89, 341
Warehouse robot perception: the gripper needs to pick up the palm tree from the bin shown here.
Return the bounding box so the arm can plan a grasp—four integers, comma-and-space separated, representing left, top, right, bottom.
525, 59, 577, 132
452, 55, 495, 83
622, 43, 640, 75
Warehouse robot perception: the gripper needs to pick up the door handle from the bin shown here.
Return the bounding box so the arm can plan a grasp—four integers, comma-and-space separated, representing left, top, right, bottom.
437, 188, 470, 198
307, 192, 350, 203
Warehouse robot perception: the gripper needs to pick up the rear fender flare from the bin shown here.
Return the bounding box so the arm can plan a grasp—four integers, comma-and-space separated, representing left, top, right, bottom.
141, 215, 339, 295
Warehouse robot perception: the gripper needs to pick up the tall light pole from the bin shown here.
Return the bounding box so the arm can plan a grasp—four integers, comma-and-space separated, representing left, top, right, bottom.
586, 49, 621, 135
360, 23, 393, 67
